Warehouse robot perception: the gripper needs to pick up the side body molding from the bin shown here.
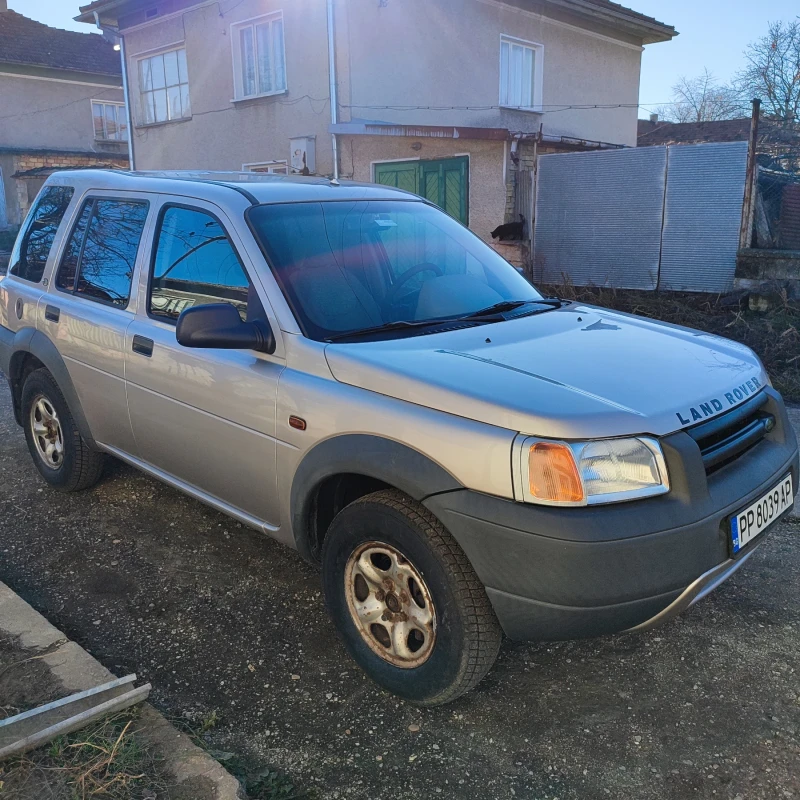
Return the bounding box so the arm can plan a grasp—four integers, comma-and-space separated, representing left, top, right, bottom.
3, 327, 97, 448
289, 434, 463, 561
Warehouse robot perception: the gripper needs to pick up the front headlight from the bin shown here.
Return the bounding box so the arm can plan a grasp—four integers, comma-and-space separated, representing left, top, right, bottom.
513, 435, 670, 506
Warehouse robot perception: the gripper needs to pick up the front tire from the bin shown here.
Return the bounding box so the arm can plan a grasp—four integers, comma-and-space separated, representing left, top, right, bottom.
21, 369, 105, 492
322, 489, 502, 706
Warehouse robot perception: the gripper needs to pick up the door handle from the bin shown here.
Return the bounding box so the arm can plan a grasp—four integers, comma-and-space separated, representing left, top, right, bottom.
132, 335, 154, 357
45, 305, 60, 323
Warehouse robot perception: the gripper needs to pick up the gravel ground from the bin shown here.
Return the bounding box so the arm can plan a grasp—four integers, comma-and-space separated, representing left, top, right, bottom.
0, 377, 798, 800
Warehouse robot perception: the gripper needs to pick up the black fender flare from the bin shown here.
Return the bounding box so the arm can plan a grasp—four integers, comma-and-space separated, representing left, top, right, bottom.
5, 328, 97, 448
290, 434, 463, 561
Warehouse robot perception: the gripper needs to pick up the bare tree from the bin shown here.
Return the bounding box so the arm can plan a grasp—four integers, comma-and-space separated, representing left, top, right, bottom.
653, 69, 742, 123
736, 19, 800, 124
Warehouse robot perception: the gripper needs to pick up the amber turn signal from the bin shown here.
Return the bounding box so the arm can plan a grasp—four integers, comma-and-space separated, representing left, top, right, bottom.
528, 441, 584, 503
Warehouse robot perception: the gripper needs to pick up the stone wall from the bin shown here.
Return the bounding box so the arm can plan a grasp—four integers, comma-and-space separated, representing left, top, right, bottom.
2, 151, 129, 226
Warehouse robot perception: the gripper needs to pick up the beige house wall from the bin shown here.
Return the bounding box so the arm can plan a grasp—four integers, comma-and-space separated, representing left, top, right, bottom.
121, 0, 648, 176
343, 135, 507, 241
122, 0, 334, 173
0, 71, 127, 227
341, 0, 644, 147
0, 72, 125, 152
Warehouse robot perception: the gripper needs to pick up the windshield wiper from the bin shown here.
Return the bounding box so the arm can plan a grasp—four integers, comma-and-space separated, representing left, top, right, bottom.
460, 298, 562, 319
325, 318, 466, 342
325, 298, 565, 342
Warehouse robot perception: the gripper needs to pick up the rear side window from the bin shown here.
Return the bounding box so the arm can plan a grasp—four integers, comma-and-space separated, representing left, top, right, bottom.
56, 198, 149, 308
149, 205, 250, 322
10, 186, 74, 283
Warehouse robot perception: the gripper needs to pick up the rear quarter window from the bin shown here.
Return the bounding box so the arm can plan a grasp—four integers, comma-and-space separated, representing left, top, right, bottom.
9, 186, 74, 283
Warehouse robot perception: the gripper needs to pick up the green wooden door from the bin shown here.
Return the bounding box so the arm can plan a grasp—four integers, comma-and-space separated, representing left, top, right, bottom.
374, 161, 419, 195
374, 157, 469, 225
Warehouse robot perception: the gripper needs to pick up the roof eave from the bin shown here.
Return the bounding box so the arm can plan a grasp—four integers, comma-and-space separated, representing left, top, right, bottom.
331, 122, 511, 141
545, 0, 677, 44
75, 0, 130, 26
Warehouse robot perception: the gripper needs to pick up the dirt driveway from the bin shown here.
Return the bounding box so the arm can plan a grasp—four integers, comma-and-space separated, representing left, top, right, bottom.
1, 378, 798, 800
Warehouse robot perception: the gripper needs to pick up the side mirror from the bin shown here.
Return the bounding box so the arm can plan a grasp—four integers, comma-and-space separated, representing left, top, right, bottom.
176, 303, 276, 354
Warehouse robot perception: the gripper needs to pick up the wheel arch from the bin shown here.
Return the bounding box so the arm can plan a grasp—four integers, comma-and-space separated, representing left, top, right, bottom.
7, 329, 97, 447
290, 434, 463, 563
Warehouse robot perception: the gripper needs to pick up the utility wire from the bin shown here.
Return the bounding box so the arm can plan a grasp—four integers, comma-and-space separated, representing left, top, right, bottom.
0, 91, 678, 123
0, 87, 122, 121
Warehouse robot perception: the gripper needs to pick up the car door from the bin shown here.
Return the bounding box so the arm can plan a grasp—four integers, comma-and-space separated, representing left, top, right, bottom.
41, 191, 153, 455
124, 197, 283, 529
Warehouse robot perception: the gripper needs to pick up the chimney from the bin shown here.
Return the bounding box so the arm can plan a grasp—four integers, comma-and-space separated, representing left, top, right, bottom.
649, 113, 659, 124
0, 1, 8, 12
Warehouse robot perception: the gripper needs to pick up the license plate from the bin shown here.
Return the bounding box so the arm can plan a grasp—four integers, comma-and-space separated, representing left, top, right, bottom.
731, 474, 793, 554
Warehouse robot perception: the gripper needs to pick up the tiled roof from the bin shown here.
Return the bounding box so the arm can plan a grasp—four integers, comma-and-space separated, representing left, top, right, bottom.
638, 118, 800, 147
77, 0, 676, 39
0, 9, 121, 76
638, 118, 753, 146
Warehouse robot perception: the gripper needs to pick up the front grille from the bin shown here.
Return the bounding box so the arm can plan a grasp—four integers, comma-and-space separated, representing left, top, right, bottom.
686, 392, 773, 474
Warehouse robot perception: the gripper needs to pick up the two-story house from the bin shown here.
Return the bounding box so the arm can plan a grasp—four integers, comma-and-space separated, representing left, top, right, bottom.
76, 0, 675, 241
0, 2, 130, 229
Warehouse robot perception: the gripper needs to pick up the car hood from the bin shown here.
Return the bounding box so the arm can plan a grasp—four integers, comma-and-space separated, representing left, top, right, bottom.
324, 305, 768, 439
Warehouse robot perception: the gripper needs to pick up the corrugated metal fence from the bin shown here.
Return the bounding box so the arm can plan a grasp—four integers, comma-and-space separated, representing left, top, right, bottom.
533, 142, 749, 293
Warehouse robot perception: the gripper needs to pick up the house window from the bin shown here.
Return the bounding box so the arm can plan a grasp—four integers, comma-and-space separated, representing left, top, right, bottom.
243, 161, 289, 174
138, 48, 190, 124
92, 101, 128, 141
499, 36, 542, 111
232, 13, 286, 100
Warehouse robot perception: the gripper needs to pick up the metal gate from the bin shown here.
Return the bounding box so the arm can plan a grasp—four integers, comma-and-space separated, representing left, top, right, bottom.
533, 142, 749, 293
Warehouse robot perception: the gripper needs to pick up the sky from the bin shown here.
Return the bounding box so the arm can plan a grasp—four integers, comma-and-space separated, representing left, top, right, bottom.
635, 0, 798, 118
9, 0, 800, 119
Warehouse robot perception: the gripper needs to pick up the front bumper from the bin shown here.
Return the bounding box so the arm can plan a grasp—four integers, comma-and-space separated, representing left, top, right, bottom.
425, 389, 798, 641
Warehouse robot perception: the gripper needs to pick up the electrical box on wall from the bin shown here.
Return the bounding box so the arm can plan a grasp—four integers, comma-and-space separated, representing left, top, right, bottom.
290, 136, 316, 174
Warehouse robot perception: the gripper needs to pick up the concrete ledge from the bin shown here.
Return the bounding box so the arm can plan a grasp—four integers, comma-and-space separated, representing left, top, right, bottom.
735, 249, 800, 300
0, 581, 244, 800
736, 248, 800, 280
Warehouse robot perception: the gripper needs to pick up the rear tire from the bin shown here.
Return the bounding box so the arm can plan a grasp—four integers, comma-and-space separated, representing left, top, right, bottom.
21, 369, 104, 492
322, 489, 502, 706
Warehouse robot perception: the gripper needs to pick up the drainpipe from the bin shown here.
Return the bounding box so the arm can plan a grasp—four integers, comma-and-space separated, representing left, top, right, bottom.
94, 11, 135, 170
326, 0, 339, 181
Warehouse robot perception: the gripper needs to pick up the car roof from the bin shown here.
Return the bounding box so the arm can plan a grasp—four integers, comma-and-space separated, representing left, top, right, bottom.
43, 169, 419, 206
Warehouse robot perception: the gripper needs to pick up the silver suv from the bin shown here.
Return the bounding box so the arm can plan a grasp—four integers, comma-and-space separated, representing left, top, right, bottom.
1, 171, 797, 705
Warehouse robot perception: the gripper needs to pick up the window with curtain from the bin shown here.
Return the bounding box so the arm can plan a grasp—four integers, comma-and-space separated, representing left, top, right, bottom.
138, 48, 190, 124
499, 37, 542, 110
232, 12, 286, 99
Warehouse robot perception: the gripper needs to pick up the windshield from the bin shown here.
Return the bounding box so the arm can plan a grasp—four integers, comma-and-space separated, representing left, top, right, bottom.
248, 200, 544, 341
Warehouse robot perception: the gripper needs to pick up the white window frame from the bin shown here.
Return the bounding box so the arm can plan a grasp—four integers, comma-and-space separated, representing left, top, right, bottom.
230, 11, 287, 101
91, 100, 128, 141
242, 161, 289, 174
499, 35, 544, 112
137, 46, 190, 125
